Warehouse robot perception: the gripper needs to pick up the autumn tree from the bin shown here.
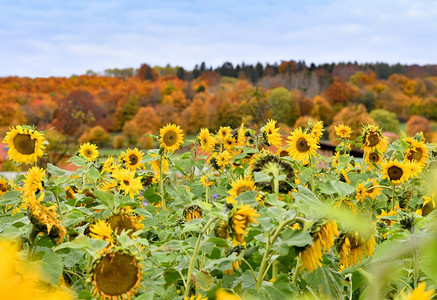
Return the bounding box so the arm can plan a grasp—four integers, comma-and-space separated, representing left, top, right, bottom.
137, 63, 159, 81
266, 87, 300, 127
328, 104, 374, 142
310, 95, 333, 125
406, 115, 432, 137
324, 79, 361, 105
79, 125, 110, 146
131, 106, 162, 135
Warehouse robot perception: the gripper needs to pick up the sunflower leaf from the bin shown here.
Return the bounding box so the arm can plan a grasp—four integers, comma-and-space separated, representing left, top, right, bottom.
254, 171, 272, 183
40, 251, 63, 286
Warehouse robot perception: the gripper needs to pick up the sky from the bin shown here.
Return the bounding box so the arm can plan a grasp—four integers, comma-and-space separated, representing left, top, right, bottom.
1, 0, 437, 77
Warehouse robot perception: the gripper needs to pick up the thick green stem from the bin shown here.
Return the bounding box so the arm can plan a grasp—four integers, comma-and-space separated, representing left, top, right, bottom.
411, 234, 419, 289
292, 254, 301, 284
159, 154, 166, 210
184, 217, 218, 299
256, 232, 271, 289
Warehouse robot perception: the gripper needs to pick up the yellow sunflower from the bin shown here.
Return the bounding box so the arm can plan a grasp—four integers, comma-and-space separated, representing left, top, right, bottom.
231, 204, 260, 244
382, 160, 411, 185
366, 178, 381, 199
310, 120, 324, 141
183, 204, 203, 222
101, 155, 121, 174
356, 183, 367, 202
2, 125, 46, 164
223, 135, 237, 151
287, 127, 319, 163
184, 294, 208, 300
149, 153, 169, 180
398, 282, 434, 300
236, 124, 247, 147
338, 231, 375, 267
224, 259, 242, 275
210, 150, 231, 170
90, 220, 114, 244
0, 178, 10, 196
197, 128, 216, 153
335, 124, 352, 139
89, 247, 142, 299
22, 166, 46, 197
360, 124, 388, 154
216, 289, 241, 300
262, 119, 282, 148
227, 176, 262, 204
404, 140, 428, 167
216, 126, 232, 142
200, 175, 213, 188
78, 142, 99, 162
300, 220, 339, 272
107, 207, 144, 237
119, 148, 145, 170
112, 168, 143, 198
364, 150, 383, 168
159, 123, 184, 152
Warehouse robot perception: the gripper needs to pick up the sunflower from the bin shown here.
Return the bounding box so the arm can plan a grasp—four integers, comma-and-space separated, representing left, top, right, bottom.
356, 183, 367, 202
404, 140, 428, 167
64, 185, 78, 200
2, 125, 46, 165
183, 204, 203, 222
364, 150, 383, 167
300, 220, 339, 272
107, 207, 144, 237
223, 135, 237, 151
216, 289, 241, 300
262, 119, 282, 148
287, 127, 319, 163
22, 166, 46, 198
213, 150, 232, 170
101, 156, 121, 174
366, 178, 381, 199
149, 153, 169, 181
184, 294, 208, 300
382, 160, 411, 185
200, 175, 213, 188
236, 124, 247, 147
0, 178, 10, 196
224, 259, 242, 275
360, 124, 388, 154
309, 120, 324, 141
217, 126, 232, 142
90, 220, 114, 244
252, 153, 295, 194
398, 282, 434, 300
112, 168, 143, 198
338, 231, 375, 267
119, 148, 145, 171
377, 209, 397, 227
159, 123, 184, 152
197, 128, 216, 153
78, 142, 99, 162
27, 195, 66, 244
89, 246, 142, 299
335, 124, 352, 139
228, 177, 257, 199
230, 204, 260, 244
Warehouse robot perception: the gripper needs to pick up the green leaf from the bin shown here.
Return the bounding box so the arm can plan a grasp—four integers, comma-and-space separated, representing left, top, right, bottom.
254, 171, 272, 183
193, 270, 214, 291
88, 166, 101, 182
181, 218, 203, 234
265, 193, 286, 208
234, 190, 258, 204
0, 191, 21, 206
134, 292, 155, 300
304, 265, 344, 299
280, 228, 313, 247
319, 180, 355, 198
46, 163, 71, 176
94, 190, 115, 209
68, 155, 86, 167
40, 251, 63, 286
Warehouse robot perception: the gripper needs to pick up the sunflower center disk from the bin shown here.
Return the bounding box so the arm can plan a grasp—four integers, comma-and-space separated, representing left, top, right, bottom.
366, 132, 380, 147
369, 153, 379, 162
297, 137, 310, 153
129, 154, 138, 165
163, 131, 177, 146
387, 166, 403, 181
95, 253, 139, 296
13, 133, 36, 155
108, 214, 135, 235
236, 186, 252, 195
407, 148, 422, 162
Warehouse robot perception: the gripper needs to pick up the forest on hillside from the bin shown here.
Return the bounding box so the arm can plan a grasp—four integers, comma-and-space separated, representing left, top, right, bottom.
1, 60, 437, 166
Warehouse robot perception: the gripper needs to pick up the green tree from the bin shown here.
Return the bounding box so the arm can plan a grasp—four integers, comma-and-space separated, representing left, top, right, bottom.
267, 87, 300, 126
369, 109, 400, 133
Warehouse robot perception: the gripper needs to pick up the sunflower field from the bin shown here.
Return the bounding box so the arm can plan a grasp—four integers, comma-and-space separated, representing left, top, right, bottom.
0, 121, 436, 300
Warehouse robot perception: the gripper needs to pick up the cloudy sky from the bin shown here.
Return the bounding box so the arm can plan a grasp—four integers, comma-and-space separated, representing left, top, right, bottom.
1, 0, 436, 77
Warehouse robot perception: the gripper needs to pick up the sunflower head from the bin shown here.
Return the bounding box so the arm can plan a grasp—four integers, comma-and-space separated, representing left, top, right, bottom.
252, 153, 295, 193
404, 140, 428, 167
90, 220, 115, 244
287, 127, 319, 163
22, 166, 46, 197
119, 148, 145, 170
107, 207, 144, 237
262, 119, 282, 148
2, 125, 46, 165
309, 120, 324, 141
183, 204, 203, 222
112, 168, 143, 198
338, 231, 375, 267
78, 142, 99, 162
334, 124, 352, 139
88, 246, 142, 299
197, 128, 216, 153
382, 160, 411, 185
230, 204, 260, 244
159, 123, 184, 153
360, 124, 387, 154
0, 178, 10, 196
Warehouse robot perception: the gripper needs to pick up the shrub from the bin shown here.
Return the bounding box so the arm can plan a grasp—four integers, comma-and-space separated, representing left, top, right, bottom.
79, 125, 110, 146
113, 135, 125, 149
369, 109, 400, 133
406, 115, 432, 137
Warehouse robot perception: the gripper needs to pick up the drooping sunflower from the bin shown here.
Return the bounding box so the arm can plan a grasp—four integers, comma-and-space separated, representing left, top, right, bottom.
197, 128, 216, 153
0, 178, 10, 196
119, 148, 145, 171
112, 168, 143, 198
90, 220, 114, 244
382, 160, 411, 185
224, 259, 242, 275
262, 119, 282, 148
404, 140, 428, 167
230, 204, 260, 244
107, 207, 144, 237
252, 153, 295, 194
334, 124, 352, 139
309, 120, 324, 142
26, 195, 67, 244
89, 246, 142, 299
183, 204, 203, 222
2, 125, 46, 165
338, 231, 375, 268
287, 127, 319, 163
236, 124, 247, 147
360, 124, 388, 154
159, 123, 184, 153
300, 220, 339, 272
78, 142, 99, 162
22, 166, 46, 198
